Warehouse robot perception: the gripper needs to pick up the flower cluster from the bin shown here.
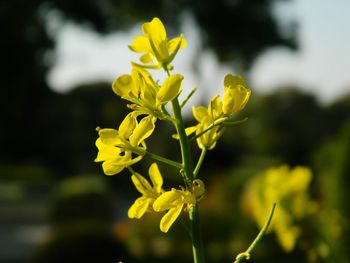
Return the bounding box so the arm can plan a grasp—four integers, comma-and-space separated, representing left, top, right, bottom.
185, 74, 250, 150
94, 17, 251, 233
112, 66, 183, 119
95, 112, 156, 175
243, 165, 313, 252
128, 17, 186, 69
128, 162, 206, 232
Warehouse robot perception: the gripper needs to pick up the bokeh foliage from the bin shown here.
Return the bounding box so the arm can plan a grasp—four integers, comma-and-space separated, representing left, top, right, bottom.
1, 0, 350, 262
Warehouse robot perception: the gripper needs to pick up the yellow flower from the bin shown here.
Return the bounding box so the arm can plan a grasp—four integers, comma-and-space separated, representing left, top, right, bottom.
243, 165, 313, 252
153, 179, 205, 233
128, 163, 164, 219
222, 74, 251, 115
113, 66, 183, 117
156, 73, 184, 105
95, 113, 156, 175
179, 74, 250, 150
188, 95, 226, 150
129, 17, 186, 68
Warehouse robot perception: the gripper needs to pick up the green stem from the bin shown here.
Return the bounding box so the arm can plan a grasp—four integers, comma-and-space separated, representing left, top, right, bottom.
134, 147, 183, 169
223, 117, 248, 126
190, 121, 221, 142
193, 148, 207, 178
234, 203, 276, 263
127, 166, 136, 175
164, 67, 205, 263
146, 150, 183, 169
171, 98, 194, 179
180, 87, 197, 109
164, 68, 194, 180
190, 205, 205, 263
191, 118, 248, 142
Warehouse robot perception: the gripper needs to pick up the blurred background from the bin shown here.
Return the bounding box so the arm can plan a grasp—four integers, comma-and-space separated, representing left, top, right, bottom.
1, 0, 349, 262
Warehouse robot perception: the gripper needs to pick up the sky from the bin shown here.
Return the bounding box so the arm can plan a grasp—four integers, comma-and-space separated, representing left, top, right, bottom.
47, 0, 350, 105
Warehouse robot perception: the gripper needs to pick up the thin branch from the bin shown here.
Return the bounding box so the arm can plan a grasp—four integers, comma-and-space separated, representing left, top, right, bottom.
133, 147, 183, 169
193, 148, 207, 178
180, 87, 197, 109
234, 203, 277, 263
190, 118, 248, 142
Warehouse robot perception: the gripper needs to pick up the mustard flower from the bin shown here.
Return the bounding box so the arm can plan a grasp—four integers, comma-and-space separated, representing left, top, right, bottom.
186, 95, 226, 150
113, 66, 183, 118
95, 113, 156, 175
153, 179, 205, 233
129, 17, 186, 68
128, 163, 164, 219
222, 74, 251, 116
182, 74, 250, 150
243, 165, 313, 252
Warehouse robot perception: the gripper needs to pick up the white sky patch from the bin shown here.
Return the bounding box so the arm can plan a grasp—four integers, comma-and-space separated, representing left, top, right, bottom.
48, 1, 350, 105
47, 15, 233, 112
47, 24, 138, 92
249, 0, 350, 103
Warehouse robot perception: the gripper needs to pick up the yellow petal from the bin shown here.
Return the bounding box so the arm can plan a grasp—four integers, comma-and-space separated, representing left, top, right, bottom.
157, 74, 183, 104
131, 173, 153, 195
112, 74, 134, 99
222, 85, 251, 115
153, 189, 183, 212
119, 113, 137, 139
129, 116, 156, 146
140, 53, 153, 64
132, 67, 158, 106
95, 138, 121, 162
142, 17, 166, 41
159, 205, 183, 233
118, 153, 143, 166
148, 163, 163, 193
209, 95, 223, 118
98, 129, 122, 145
143, 18, 168, 62
222, 74, 251, 115
288, 167, 312, 191
194, 122, 221, 150
224, 74, 247, 90
171, 134, 179, 140
102, 158, 125, 175
128, 197, 152, 219
192, 106, 209, 122
185, 126, 197, 136
168, 36, 186, 52
276, 225, 299, 252
128, 36, 151, 53
102, 154, 143, 176
166, 34, 186, 63
172, 126, 197, 140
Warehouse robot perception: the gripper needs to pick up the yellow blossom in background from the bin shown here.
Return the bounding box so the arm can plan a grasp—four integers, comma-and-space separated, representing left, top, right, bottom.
243, 165, 313, 252
153, 179, 205, 233
128, 163, 164, 219
129, 17, 186, 68
95, 113, 156, 175
113, 65, 183, 118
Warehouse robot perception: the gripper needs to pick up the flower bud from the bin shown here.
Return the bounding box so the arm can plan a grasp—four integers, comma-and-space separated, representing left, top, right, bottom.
222, 74, 251, 115
157, 74, 183, 105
